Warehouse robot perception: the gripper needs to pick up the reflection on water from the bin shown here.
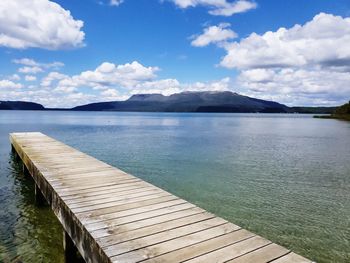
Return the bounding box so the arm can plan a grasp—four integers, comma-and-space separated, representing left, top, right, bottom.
0, 111, 349, 263
0, 152, 64, 262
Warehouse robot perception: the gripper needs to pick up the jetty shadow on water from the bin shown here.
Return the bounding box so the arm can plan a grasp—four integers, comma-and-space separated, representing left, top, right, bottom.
0, 150, 64, 263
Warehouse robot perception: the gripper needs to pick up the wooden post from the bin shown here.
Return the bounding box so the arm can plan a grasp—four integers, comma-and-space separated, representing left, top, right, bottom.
23, 163, 30, 177
35, 184, 47, 206
63, 231, 84, 263
11, 144, 16, 154
11, 144, 20, 161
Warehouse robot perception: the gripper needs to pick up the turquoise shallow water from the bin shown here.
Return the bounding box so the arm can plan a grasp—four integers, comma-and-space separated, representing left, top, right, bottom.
0, 111, 349, 263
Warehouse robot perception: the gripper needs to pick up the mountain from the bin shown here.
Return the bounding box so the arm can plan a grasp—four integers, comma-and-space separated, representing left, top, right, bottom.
0, 92, 339, 114
72, 91, 291, 113
0, 101, 45, 110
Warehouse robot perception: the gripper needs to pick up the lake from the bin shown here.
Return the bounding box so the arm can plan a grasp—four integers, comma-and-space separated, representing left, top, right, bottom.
0, 111, 349, 263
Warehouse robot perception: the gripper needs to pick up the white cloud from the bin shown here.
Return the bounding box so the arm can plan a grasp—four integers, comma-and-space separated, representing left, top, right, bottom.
54, 86, 77, 93
12, 58, 38, 67
56, 61, 159, 91
9, 74, 21, 81
25, 75, 37, 82
0, 80, 22, 89
110, 0, 124, 6
132, 77, 231, 95
187, 77, 231, 91
18, 66, 44, 74
237, 68, 350, 106
0, 0, 85, 50
220, 13, 350, 69
0, 60, 234, 108
191, 23, 237, 47
13, 58, 64, 69
170, 0, 256, 16
54, 61, 231, 98
100, 88, 125, 101
187, 13, 350, 106
41, 72, 67, 87
14, 58, 64, 75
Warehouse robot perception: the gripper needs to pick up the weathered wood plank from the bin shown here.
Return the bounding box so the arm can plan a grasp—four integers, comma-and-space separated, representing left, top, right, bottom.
226, 243, 290, 263
72, 192, 172, 214
92, 206, 203, 239
142, 229, 254, 263
68, 188, 162, 208
184, 236, 271, 263
271, 252, 314, 263
100, 212, 216, 248
75, 195, 178, 218
109, 223, 240, 262
63, 184, 152, 202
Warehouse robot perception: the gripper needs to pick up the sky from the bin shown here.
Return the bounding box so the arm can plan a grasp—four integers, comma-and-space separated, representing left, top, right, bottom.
0, 0, 350, 108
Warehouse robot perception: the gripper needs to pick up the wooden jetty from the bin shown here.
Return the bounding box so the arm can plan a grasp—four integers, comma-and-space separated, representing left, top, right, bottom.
10, 132, 313, 263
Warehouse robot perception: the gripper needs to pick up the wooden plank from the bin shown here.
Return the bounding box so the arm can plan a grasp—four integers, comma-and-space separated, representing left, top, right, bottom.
79, 199, 188, 225
92, 206, 203, 239
71, 192, 171, 214
58, 181, 148, 198
63, 184, 152, 202
142, 229, 255, 263
51, 175, 136, 189
38, 166, 116, 178
55, 178, 142, 193
227, 243, 290, 263
99, 212, 216, 248
76, 195, 178, 218
270, 252, 314, 263
184, 236, 271, 263
106, 218, 229, 257
48, 169, 127, 181
66, 187, 159, 206
9, 132, 314, 263
109, 223, 241, 262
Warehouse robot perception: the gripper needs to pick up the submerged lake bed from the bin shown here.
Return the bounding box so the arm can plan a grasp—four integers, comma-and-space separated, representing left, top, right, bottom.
0, 111, 349, 263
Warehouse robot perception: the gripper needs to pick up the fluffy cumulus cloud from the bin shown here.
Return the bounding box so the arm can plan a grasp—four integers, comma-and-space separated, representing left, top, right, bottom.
18, 66, 44, 74
25, 75, 37, 82
191, 23, 237, 47
171, 0, 257, 16
0, 60, 233, 108
189, 13, 350, 106
220, 13, 350, 69
0, 0, 85, 50
133, 77, 231, 95
0, 80, 22, 89
237, 68, 350, 106
55, 61, 160, 92
13, 58, 64, 76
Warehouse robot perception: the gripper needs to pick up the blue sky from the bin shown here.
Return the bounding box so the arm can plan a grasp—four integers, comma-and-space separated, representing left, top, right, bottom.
0, 0, 350, 107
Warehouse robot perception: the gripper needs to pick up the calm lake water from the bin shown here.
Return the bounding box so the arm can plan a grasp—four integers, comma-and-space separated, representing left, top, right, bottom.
0, 111, 349, 263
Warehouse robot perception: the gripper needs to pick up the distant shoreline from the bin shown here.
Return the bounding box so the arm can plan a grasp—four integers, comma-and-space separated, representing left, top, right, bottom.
0, 108, 335, 114
314, 114, 350, 121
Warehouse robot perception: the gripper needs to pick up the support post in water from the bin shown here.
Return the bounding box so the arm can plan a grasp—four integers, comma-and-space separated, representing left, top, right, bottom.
11, 144, 20, 161
35, 184, 47, 206
22, 163, 30, 177
11, 144, 16, 154
63, 231, 83, 263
